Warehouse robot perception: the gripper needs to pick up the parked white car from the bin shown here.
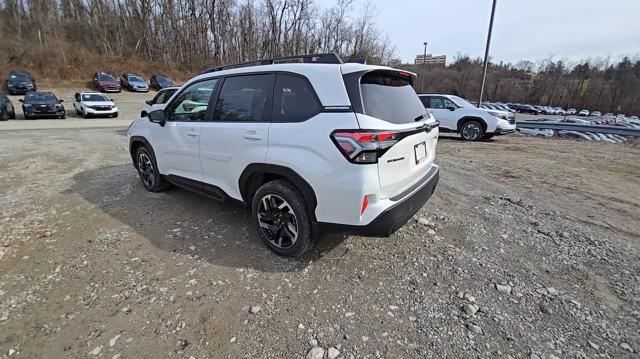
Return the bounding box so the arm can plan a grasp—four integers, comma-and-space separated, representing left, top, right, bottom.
72, 92, 118, 118
140, 86, 180, 117
517, 128, 554, 137
578, 109, 590, 116
128, 54, 440, 256
418, 94, 516, 140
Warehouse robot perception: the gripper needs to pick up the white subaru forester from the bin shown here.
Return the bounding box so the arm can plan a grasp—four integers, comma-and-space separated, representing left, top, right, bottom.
128, 53, 440, 256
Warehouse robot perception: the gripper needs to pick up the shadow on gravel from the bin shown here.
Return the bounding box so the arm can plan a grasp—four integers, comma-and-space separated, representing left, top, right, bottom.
69, 164, 345, 272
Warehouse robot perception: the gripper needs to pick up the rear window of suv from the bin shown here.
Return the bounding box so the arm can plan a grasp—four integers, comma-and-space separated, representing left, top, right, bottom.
360, 71, 427, 124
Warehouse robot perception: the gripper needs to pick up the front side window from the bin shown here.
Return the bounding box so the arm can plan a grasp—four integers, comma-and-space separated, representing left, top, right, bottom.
213, 74, 274, 122
166, 79, 218, 122
428, 97, 446, 109
272, 74, 321, 122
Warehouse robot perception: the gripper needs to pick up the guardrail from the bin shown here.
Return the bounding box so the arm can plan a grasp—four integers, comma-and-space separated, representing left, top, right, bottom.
516, 121, 640, 137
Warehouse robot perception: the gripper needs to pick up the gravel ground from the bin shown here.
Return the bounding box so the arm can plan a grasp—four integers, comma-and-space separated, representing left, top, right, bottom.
0, 128, 639, 359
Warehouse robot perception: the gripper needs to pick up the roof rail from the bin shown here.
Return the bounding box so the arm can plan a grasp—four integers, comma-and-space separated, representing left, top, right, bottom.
202, 53, 344, 74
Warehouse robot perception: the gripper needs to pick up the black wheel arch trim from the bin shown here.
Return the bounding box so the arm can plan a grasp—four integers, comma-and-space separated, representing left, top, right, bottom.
239, 164, 318, 222
457, 116, 487, 131
129, 136, 156, 168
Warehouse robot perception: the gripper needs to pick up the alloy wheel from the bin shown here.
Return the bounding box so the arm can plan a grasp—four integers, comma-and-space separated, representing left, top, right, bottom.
257, 194, 299, 249
462, 122, 482, 140
137, 152, 155, 188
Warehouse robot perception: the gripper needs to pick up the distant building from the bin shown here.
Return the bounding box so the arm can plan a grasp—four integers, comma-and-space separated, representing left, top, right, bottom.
414, 54, 446, 66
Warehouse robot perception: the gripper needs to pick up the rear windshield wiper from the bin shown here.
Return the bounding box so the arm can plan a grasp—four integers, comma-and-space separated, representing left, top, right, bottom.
414, 114, 426, 122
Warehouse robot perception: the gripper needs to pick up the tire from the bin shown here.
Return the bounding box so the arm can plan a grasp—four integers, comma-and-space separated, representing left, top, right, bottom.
112, 112, 118, 118
82, 109, 88, 119
0, 111, 8, 121
251, 180, 312, 257
9, 111, 16, 119
58, 113, 66, 119
75, 108, 81, 116
459, 120, 485, 141
135, 146, 169, 192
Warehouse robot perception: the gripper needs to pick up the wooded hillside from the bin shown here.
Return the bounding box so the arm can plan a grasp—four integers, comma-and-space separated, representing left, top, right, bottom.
1, 0, 639, 114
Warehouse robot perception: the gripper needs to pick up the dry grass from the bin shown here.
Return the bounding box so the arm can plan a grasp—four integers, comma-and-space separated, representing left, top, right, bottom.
0, 37, 198, 87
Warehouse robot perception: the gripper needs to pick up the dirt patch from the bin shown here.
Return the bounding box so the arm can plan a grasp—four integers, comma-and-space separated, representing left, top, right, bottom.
0, 130, 639, 358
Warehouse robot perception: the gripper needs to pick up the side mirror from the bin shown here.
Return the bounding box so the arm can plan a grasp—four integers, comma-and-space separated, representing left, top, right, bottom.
145, 100, 153, 105
19, 99, 24, 103
148, 109, 166, 126
447, 106, 456, 111
59, 99, 64, 103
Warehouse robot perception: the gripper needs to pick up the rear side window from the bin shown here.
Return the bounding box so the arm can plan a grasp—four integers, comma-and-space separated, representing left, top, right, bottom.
360, 71, 426, 124
272, 74, 321, 122
213, 74, 274, 122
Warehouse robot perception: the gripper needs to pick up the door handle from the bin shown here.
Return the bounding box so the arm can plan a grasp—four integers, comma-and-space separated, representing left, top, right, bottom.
186, 129, 199, 137
243, 131, 263, 140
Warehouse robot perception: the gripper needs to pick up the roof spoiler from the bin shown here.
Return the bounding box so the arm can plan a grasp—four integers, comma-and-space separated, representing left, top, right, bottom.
202, 53, 344, 74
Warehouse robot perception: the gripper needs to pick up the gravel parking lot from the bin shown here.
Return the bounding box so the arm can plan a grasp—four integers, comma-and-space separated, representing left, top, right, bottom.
1, 124, 638, 358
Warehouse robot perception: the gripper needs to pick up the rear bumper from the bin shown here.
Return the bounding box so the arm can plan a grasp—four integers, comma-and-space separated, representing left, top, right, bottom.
318, 165, 439, 237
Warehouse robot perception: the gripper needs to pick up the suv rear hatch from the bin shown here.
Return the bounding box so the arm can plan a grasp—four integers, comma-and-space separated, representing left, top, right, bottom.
339, 68, 438, 199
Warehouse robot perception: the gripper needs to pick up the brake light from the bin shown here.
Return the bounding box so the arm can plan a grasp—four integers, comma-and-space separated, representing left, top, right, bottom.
331, 130, 400, 164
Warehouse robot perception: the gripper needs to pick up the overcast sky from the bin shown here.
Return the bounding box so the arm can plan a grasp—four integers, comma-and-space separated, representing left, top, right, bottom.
350, 0, 640, 64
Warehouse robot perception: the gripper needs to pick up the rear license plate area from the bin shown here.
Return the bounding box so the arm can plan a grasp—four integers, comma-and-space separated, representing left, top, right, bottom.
414, 142, 427, 164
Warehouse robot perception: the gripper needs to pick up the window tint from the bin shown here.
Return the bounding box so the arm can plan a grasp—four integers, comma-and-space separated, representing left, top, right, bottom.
428, 96, 456, 109
213, 74, 273, 122
153, 88, 177, 105
166, 79, 218, 122
419, 96, 429, 108
360, 71, 426, 124
272, 74, 321, 122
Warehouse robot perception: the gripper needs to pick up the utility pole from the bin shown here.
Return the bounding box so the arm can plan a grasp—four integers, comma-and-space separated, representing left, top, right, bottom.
478, 0, 497, 106
421, 42, 427, 91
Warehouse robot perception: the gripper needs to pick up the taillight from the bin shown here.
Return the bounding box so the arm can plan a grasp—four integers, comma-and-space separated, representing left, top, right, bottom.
331, 130, 400, 164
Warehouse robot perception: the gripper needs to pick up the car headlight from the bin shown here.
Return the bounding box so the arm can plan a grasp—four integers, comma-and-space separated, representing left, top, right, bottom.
55, 104, 63, 109
488, 111, 509, 120
23, 104, 32, 108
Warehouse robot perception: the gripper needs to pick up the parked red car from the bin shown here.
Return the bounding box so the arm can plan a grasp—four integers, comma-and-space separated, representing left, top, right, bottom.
93, 72, 121, 93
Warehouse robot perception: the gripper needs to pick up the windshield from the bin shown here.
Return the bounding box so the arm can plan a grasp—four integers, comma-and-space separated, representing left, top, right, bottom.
99, 74, 115, 82
10, 73, 30, 81
82, 94, 109, 102
128, 75, 144, 82
157, 76, 171, 85
449, 96, 477, 108
25, 92, 57, 102
360, 71, 426, 124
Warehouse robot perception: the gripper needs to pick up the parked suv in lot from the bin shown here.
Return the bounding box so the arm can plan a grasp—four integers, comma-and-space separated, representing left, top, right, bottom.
94, 72, 121, 92
419, 94, 515, 140
6, 70, 36, 95
128, 54, 440, 256
72, 92, 118, 118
